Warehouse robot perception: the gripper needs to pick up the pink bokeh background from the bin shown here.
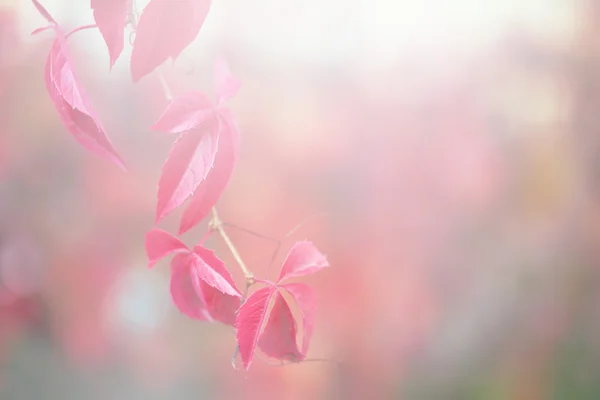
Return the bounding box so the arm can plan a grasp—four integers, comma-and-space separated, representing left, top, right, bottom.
2, 0, 600, 398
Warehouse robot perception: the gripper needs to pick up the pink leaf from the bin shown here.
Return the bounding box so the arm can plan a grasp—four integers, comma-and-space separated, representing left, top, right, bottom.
257, 290, 302, 361
282, 283, 317, 357
179, 114, 239, 234
91, 0, 130, 68
236, 287, 276, 370
152, 91, 214, 134
170, 253, 213, 321
130, 0, 212, 82
156, 119, 219, 222
277, 241, 329, 283
43, 25, 126, 170
32, 0, 56, 24
214, 57, 241, 105
144, 228, 188, 268
192, 277, 239, 326
190, 246, 241, 297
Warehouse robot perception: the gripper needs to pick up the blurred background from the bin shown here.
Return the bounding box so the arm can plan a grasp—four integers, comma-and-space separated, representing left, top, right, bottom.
1, 0, 600, 398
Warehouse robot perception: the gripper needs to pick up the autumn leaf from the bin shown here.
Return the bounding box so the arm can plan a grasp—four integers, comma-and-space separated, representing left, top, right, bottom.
236, 287, 276, 370
214, 57, 241, 106
91, 0, 131, 68
144, 228, 241, 324
235, 241, 329, 370
257, 291, 302, 362
277, 241, 329, 282
145, 228, 188, 268
156, 117, 220, 222
153, 59, 241, 230
170, 253, 214, 321
280, 283, 317, 356
152, 91, 215, 134
190, 245, 241, 297
179, 112, 239, 234
130, 0, 212, 82
32, 0, 126, 170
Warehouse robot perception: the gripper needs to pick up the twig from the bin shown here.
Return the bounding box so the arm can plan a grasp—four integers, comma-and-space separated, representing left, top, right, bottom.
157, 68, 173, 102
146, 9, 252, 287
65, 24, 98, 39
210, 208, 254, 284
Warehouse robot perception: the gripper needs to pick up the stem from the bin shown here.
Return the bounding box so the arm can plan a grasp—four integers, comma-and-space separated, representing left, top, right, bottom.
141, 0, 254, 287
65, 24, 98, 39
210, 208, 254, 283
157, 68, 173, 102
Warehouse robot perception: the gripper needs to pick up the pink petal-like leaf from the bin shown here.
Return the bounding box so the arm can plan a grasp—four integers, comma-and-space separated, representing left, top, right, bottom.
144, 228, 188, 268
214, 57, 241, 105
130, 0, 212, 82
179, 114, 239, 234
257, 290, 302, 361
277, 242, 329, 283
170, 253, 213, 321
236, 287, 276, 371
43, 24, 126, 170
91, 0, 130, 68
32, 0, 56, 24
282, 283, 317, 357
192, 277, 239, 326
152, 91, 214, 134
190, 246, 241, 297
156, 119, 219, 222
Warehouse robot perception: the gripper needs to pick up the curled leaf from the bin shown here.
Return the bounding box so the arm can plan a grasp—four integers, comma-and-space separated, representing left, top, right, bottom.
277, 241, 329, 283
282, 283, 317, 357
191, 275, 239, 326
257, 291, 302, 361
170, 253, 213, 321
43, 26, 126, 170
236, 287, 276, 370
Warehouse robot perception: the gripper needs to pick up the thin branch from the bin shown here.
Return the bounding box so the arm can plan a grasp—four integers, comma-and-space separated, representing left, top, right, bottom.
157, 68, 173, 102
219, 222, 281, 280
221, 223, 281, 244
231, 344, 240, 370
284, 211, 330, 238
65, 24, 98, 39
148, 21, 253, 287
210, 208, 254, 283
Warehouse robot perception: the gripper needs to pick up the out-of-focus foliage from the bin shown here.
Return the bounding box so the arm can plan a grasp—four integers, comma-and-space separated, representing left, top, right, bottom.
2, 0, 600, 399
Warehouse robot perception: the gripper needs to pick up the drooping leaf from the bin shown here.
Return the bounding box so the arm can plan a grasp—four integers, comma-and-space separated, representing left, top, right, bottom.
130, 0, 212, 82
170, 253, 213, 321
156, 119, 219, 222
91, 0, 131, 68
257, 290, 302, 361
179, 114, 239, 234
236, 287, 276, 370
190, 246, 241, 297
282, 283, 317, 356
152, 91, 214, 134
192, 276, 239, 326
277, 241, 329, 283
32, 0, 55, 24
214, 57, 241, 106
144, 228, 188, 268
39, 13, 126, 170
